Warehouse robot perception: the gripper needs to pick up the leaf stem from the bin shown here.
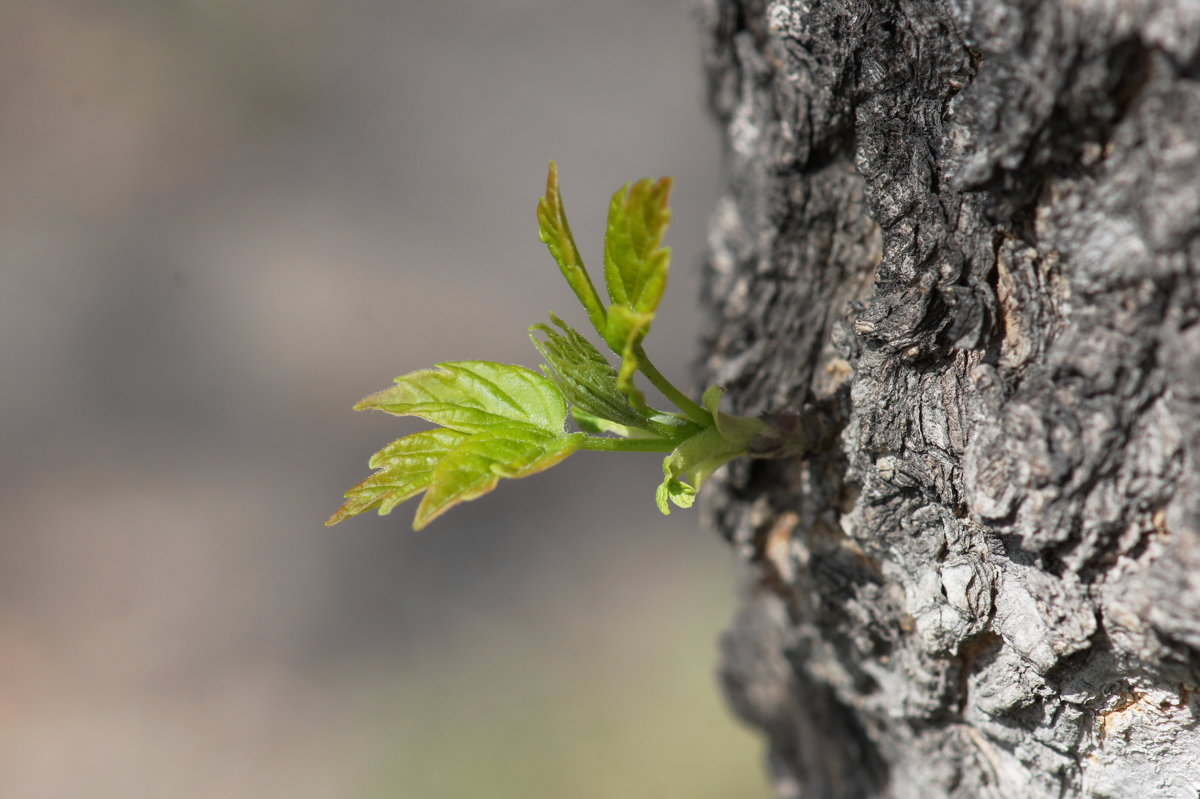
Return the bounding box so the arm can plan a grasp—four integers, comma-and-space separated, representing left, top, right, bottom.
642, 417, 697, 440
578, 436, 679, 453
634, 346, 711, 426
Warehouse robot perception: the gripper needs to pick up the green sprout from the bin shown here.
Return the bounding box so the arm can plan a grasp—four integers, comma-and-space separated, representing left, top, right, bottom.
327, 163, 772, 530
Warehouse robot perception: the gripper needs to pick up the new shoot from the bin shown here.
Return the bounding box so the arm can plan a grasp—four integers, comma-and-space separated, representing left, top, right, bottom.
328, 163, 768, 530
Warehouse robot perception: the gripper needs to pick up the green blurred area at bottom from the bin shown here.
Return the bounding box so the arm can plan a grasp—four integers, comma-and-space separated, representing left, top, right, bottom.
345, 595, 772, 799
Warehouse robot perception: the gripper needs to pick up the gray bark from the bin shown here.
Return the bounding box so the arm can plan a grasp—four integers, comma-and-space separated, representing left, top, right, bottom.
694, 1, 1200, 797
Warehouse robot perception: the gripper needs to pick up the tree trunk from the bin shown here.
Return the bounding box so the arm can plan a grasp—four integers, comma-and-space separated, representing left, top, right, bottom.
694, 1, 1200, 796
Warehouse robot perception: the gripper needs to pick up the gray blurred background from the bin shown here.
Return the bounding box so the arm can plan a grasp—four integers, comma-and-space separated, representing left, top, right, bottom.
0, 1, 770, 797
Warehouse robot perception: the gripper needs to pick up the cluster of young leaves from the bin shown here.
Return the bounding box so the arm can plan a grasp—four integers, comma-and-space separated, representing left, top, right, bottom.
328, 163, 766, 530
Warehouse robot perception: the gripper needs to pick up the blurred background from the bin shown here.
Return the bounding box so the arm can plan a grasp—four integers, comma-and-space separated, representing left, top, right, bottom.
0, 1, 771, 797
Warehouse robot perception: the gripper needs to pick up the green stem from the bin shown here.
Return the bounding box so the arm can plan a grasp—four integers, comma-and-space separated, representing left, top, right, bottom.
634, 346, 710, 426
579, 436, 678, 453
643, 417, 699, 441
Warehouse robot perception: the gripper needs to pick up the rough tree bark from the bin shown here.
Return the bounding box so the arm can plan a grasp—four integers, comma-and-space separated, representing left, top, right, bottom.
693, 1, 1200, 797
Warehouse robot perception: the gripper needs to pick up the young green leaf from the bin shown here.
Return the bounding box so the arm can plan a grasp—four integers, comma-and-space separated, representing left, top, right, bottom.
537, 162, 608, 336
357, 360, 568, 435
327, 428, 470, 525
597, 177, 673, 410
414, 425, 584, 529
530, 313, 647, 429
329, 361, 584, 529
603, 177, 673, 315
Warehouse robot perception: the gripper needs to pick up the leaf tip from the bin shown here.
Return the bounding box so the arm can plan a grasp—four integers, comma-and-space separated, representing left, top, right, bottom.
543, 161, 562, 205
353, 391, 384, 412
655, 176, 674, 204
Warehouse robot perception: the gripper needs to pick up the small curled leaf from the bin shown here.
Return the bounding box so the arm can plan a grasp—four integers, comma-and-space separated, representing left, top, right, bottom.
530, 314, 647, 429
654, 386, 767, 514
537, 162, 608, 335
